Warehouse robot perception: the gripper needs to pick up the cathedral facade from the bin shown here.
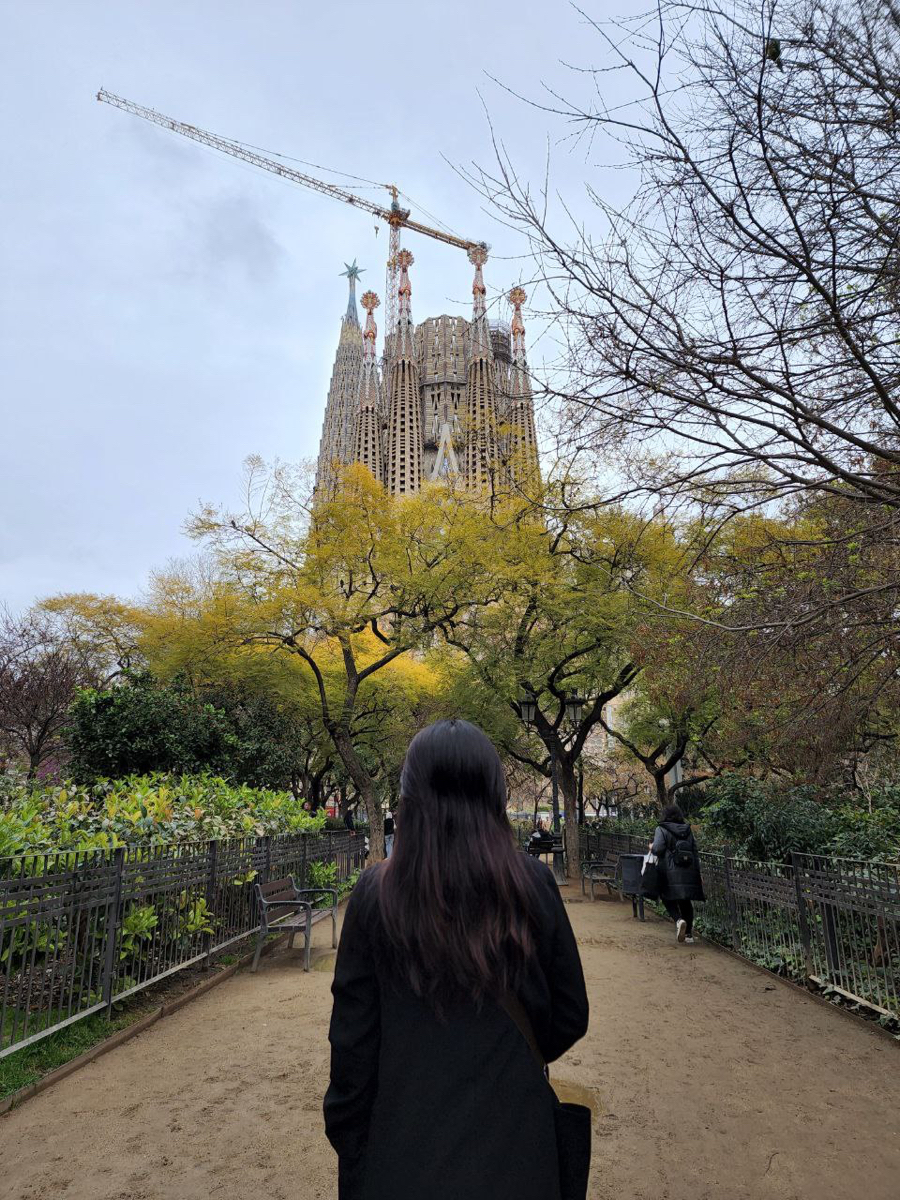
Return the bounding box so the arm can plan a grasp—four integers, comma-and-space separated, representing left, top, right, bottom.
314, 250, 538, 497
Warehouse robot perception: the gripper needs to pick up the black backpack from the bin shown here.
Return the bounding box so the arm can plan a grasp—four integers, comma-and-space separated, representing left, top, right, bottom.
669, 831, 694, 869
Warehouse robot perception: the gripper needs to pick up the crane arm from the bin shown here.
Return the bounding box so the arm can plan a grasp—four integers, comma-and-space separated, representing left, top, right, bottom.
96, 89, 484, 254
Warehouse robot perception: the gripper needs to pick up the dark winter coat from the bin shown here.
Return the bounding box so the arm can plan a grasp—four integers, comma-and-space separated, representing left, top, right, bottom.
323, 856, 589, 1200
651, 820, 705, 901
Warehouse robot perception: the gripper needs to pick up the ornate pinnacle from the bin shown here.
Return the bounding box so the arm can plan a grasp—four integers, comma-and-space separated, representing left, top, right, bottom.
396, 249, 414, 331
361, 291, 380, 360
509, 286, 528, 358
361, 290, 380, 315
468, 245, 488, 323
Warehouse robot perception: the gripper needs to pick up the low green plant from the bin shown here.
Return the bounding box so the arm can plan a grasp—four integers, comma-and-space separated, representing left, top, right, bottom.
176, 894, 215, 938
308, 860, 338, 889
119, 904, 158, 959
340, 869, 361, 897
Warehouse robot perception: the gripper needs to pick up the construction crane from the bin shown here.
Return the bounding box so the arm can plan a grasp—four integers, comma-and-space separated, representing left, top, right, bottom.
96, 89, 488, 338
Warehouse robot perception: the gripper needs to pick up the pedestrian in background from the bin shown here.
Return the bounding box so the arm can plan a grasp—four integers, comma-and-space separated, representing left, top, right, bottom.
651, 803, 705, 944
383, 809, 395, 857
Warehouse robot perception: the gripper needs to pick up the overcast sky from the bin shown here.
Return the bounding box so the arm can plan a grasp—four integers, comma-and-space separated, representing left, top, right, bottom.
1, 0, 645, 614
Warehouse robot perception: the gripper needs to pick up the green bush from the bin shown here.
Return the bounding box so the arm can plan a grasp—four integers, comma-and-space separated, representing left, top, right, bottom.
589, 775, 900, 863
697, 774, 900, 863
66, 673, 313, 793
0, 772, 325, 856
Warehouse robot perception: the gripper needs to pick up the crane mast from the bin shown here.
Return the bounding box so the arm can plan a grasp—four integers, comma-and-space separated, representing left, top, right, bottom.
96, 90, 487, 340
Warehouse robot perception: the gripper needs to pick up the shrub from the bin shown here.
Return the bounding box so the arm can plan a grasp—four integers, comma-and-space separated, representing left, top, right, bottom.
66, 673, 312, 793
0, 772, 325, 857
696, 774, 900, 863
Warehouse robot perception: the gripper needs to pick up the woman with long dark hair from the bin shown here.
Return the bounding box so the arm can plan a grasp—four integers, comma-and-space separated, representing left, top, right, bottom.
323, 719, 589, 1200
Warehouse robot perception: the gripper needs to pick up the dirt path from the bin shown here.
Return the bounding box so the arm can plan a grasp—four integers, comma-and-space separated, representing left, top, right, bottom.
2, 894, 899, 1200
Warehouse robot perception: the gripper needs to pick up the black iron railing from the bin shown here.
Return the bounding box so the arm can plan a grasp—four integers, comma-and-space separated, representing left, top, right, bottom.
0, 831, 365, 1058
580, 827, 900, 1022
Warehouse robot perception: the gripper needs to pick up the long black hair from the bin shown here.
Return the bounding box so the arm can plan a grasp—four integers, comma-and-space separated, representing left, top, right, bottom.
377, 719, 538, 1009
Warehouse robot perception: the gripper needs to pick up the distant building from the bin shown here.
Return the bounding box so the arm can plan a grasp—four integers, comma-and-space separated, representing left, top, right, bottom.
315, 254, 539, 496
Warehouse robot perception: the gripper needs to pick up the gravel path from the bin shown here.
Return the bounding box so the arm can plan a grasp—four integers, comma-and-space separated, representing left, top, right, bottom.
2, 893, 898, 1200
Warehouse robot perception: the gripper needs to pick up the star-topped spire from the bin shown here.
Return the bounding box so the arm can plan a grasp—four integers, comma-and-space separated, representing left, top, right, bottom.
341, 259, 365, 284
340, 259, 364, 324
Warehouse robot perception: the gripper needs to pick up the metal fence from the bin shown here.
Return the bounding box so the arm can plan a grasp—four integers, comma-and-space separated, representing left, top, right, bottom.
0, 830, 365, 1059
581, 828, 900, 1023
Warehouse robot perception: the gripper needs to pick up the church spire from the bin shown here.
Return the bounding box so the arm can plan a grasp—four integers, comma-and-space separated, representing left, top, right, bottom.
385, 249, 424, 494
340, 259, 364, 325
463, 245, 499, 491
314, 261, 365, 496
506, 286, 539, 482
353, 290, 384, 481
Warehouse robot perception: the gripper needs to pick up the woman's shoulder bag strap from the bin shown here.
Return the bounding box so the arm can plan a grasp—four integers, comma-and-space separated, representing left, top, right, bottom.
499, 992, 546, 1073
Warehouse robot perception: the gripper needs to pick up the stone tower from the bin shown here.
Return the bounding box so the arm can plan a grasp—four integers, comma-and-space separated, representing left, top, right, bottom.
384, 249, 423, 495
352, 290, 383, 480
314, 256, 539, 495
417, 315, 467, 481
315, 261, 364, 495
507, 286, 539, 482
462, 246, 499, 491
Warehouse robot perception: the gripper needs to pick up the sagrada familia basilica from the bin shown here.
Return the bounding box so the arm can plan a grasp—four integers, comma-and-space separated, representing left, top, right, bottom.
315, 249, 539, 496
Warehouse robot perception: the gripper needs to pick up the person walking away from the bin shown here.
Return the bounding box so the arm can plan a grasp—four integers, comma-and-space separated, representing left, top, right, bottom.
651, 803, 705, 944
382, 809, 395, 857
324, 718, 589, 1200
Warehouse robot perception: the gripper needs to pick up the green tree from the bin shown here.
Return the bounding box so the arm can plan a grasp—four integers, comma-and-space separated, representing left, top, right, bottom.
189, 462, 493, 858
67, 673, 236, 783
437, 492, 678, 875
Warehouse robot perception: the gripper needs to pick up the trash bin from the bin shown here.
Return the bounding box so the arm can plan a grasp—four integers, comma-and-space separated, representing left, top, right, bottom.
619, 853, 648, 921
619, 853, 646, 895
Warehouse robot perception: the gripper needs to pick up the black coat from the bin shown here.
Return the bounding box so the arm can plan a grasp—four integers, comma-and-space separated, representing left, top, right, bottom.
323, 856, 589, 1200
651, 820, 705, 901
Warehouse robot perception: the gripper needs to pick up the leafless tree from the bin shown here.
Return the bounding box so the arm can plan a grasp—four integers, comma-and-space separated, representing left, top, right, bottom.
477, 0, 900, 515
0, 608, 96, 778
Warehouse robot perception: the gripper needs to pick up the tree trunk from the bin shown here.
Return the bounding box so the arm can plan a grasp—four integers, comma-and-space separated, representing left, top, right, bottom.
332, 726, 384, 860
27, 744, 42, 780
557, 754, 580, 881
309, 772, 323, 813
654, 769, 668, 808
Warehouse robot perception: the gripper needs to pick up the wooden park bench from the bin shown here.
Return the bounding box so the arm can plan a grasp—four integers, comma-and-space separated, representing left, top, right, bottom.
251, 875, 338, 973
581, 851, 622, 901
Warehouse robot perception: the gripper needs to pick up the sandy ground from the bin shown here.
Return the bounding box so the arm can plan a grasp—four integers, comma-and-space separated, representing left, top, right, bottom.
2, 893, 899, 1200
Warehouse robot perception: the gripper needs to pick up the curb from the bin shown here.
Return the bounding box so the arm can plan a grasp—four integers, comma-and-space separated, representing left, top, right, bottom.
0, 930, 293, 1117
